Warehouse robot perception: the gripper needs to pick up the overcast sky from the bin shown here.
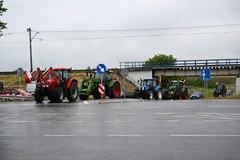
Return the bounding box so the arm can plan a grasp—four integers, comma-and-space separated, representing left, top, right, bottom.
0, 0, 240, 71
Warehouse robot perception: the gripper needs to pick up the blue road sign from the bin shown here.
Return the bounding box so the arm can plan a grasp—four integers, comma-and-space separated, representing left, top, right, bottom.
200, 69, 211, 81
96, 64, 107, 74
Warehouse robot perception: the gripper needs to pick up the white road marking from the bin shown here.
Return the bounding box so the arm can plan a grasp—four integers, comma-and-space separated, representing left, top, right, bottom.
170, 134, 240, 137
37, 113, 58, 116
75, 113, 96, 115
208, 106, 240, 108
0, 114, 19, 116
67, 121, 83, 123
115, 113, 137, 115
0, 134, 15, 137
152, 120, 179, 123
154, 113, 177, 115
105, 120, 131, 123
11, 121, 35, 123
83, 101, 89, 104
202, 120, 229, 122
44, 135, 75, 137
108, 134, 145, 137
201, 114, 240, 120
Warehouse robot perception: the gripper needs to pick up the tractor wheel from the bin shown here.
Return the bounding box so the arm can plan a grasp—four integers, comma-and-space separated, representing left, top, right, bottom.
48, 92, 55, 103
92, 86, 101, 99
109, 82, 121, 98
154, 90, 162, 100
162, 91, 168, 100
67, 81, 78, 102
175, 92, 182, 100
35, 87, 44, 103
55, 87, 64, 103
79, 95, 89, 100
93, 89, 101, 99
146, 90, 154, 100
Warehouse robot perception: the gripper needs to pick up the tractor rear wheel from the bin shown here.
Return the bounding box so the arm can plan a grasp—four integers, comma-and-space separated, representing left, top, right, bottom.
67, 81, 78, 102
35, 87, 44, 103
55, 87, 64, 103
109, 82, 121, 98
154, 90, 162, 100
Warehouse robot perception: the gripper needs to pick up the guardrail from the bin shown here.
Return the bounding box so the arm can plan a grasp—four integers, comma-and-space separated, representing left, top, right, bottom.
119, 58, 240, 69
0, 95, 34, 100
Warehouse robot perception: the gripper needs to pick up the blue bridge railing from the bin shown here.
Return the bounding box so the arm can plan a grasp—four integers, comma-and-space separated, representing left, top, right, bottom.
119, 58, 240, 69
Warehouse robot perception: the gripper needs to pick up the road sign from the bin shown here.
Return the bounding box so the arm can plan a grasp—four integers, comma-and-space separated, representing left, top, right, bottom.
17, 67, 24, 77
98, 84, 105, 96
96, 64, 107, 74
120, 69, 128, 77
200, 69, 211, 81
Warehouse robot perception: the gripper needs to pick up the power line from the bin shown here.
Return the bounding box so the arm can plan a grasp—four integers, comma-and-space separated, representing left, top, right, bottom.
0, 30, 240, 44
39, 23, 240, 33
38, 30, 240, 42
0, 23, 240, 44
1, 31, 26, 36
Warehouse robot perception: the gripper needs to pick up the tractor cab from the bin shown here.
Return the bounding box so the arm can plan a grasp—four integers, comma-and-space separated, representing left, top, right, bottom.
169, 80, 183, 92
142, 78, 159, 91
53, 68, 71, 81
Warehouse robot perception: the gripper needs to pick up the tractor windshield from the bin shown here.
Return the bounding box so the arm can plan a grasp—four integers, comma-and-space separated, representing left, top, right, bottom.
143, 80, 157, 87
171, 81, 179, 88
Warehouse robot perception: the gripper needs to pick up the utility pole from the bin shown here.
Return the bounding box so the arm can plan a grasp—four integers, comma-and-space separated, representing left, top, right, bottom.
27, 27, 39, 72
27, 28, 33, 72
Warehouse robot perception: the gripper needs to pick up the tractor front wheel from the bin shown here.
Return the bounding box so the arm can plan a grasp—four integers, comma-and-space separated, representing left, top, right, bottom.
48, 92, 55, 103
55, 87, 64, 103
79, 95, 89, 100
67, 81, 78, 102
146, 90, 154, 100
35, 87, 44, 103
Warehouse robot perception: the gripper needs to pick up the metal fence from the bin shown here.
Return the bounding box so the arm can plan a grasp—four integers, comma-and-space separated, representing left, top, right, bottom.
119, 58, 240, 69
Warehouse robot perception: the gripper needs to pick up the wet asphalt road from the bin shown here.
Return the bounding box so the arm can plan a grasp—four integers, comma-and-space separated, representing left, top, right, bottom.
0, 99, 240, 160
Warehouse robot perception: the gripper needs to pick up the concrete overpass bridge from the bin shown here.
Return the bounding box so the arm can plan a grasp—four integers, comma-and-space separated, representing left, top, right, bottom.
119, 58, 240, 77
119, 58, 240, 94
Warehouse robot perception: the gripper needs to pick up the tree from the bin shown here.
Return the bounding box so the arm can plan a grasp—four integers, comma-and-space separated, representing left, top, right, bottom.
144, 54, 176, 67
0, 0, 7, 36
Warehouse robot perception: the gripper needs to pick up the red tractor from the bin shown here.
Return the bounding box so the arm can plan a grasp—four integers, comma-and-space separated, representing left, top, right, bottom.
26, 67, 78, 103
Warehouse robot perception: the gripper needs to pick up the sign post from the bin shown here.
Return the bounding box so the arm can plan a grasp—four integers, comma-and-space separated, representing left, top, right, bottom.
120, 69, 129, 100
96, 64, 107, 99
17, 67, 24, 89
200, 69, 211, 98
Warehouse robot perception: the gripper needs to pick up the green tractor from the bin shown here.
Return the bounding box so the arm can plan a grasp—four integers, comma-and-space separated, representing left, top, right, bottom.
162, 80, 188, 100
79, 70, 121, 100
213, 84, 227, 97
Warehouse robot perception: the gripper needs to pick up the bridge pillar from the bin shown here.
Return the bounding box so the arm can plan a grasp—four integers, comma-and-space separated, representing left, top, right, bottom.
236, 77, 240, 95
